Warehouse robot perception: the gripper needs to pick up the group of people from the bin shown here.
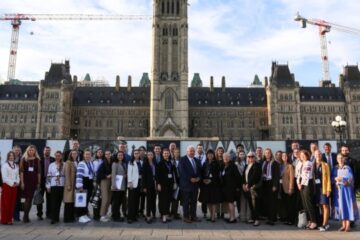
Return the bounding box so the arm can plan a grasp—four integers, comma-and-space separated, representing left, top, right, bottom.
0, 140, 359, 233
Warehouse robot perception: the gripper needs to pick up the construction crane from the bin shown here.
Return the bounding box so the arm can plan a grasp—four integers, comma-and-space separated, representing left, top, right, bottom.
294, 12, 360, 84
0, 13, 152, 81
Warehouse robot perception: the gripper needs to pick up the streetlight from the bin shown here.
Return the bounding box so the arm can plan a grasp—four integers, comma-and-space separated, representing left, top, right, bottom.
331, 115, 347, 144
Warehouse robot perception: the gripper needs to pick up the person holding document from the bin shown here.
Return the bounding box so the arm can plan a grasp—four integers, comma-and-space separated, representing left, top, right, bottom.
75, 150, 95, 223
111, 151, 127, 222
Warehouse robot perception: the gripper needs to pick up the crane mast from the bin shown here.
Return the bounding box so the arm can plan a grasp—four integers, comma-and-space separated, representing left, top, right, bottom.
294, 12, 360, 86
0, 13, 152, 81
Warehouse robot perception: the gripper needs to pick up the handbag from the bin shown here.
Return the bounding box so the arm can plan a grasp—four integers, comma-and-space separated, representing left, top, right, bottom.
90, 184, 101, 209
32, 189, 44, 205
297, 210, 307, 228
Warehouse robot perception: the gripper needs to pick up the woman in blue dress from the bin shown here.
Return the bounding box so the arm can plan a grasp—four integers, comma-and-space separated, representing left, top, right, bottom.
333, 153, 359, 232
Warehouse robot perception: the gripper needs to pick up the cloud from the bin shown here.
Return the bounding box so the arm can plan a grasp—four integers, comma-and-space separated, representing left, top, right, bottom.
1, 0, 360, 87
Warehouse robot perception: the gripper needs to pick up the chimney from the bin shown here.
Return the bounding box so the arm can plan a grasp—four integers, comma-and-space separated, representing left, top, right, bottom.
339, 74, 345, 89
73, 75, 78, 85
221, 76, 226, 92
264, 77, 268, 87
210, 76, 214, 92
127, 75, 132, 92
115, 75, 120, 92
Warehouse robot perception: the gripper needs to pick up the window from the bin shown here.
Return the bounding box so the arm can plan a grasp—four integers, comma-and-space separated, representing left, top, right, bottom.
165, 91, 174, 110
161, 0, 165, 14
163, 27, 168, 36
176, 0, 180, 14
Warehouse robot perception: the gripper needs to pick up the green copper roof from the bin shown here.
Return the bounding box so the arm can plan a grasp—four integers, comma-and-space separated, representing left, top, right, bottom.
191, 73, 203, 87
139, 73, 151, 87
252, 74, 262, 86
84, 73, 91, 81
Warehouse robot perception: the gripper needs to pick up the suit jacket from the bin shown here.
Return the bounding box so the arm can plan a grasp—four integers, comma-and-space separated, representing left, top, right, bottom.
221, 162, 242, 191
345, 156, 360, 191
243, 162, 262, 191
282, 163, 295, 194
321, 153, 337, 170
178, 155, 202, 192
262, 160, 281, 189
155, 159, 175, 191
40, 156, 55, 189
313, 161, 331, 195
142, 161, 156, 190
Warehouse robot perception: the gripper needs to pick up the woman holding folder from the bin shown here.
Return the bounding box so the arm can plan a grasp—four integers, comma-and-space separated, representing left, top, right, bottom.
111, 151, 127, 222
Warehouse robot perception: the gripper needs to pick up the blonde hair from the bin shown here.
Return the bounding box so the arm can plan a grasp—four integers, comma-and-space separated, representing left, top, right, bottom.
22, 145, 40, 161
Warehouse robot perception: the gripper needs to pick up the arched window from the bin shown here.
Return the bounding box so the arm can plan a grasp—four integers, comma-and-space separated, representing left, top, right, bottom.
31, 128, 36, 138
165, 91, 174, 110
173, 27, 178, 36
176, 0, 180, 14
52, 127, 56, 139
161, 0, 165, 14
171, 0, 175, 14
20, 128, 25, 138
167, 0, 170, 13
163, 27, 168, 36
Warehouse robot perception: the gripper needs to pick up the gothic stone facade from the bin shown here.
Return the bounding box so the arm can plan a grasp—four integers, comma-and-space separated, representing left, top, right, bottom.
1, 61, 360, 141
1, 0, 360, 141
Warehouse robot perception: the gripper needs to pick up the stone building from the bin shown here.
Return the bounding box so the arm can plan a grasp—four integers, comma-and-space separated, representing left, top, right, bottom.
0, 0, 360, 141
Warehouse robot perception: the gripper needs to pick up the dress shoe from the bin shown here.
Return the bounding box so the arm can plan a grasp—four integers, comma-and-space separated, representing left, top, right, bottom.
183, 218, 192, 223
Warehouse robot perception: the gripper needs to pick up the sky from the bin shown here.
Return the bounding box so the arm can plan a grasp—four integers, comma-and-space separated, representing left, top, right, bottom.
1, 0, 360, 87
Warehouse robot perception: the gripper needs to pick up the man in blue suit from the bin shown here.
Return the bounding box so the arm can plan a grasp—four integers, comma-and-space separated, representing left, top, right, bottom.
321, 142, 337, 171
178, 145, 202, 223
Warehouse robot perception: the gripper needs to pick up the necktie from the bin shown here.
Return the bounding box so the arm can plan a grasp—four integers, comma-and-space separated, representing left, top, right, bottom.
191, 158, 196, 172
328, 155, 333, 169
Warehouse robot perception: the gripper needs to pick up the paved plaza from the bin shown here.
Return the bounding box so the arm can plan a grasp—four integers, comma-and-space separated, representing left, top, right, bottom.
0, 205, 358, 240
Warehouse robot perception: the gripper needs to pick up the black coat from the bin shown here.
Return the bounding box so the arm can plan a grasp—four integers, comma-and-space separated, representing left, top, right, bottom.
243, 162, 262, 190
345, 156, 360, 191
221, 162, 242, 202
96, 160, 112, 184
261, 160, 281, 189
321, 153, 338, 169
142, 161, 156, 190
198, 160, 222, 204
155, 160, 175, 191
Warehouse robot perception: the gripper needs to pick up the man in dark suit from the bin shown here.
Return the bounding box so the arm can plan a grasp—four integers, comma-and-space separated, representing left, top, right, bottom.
288, 141, 300, 164
321, 142, 337, 171
64, 139, 83, 163
178, 145, 202, 223
37, 146, 55, 220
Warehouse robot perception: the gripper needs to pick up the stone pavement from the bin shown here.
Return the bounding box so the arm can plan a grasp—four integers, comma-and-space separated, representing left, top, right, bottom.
0, 210, 358, 240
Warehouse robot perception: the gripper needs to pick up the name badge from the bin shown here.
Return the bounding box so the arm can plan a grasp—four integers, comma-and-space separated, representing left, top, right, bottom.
315, 179, 321, 184
279, 179, 283, 184
209, 174, 213, 178
28, 167, 34, 172
168, 174, 172, 179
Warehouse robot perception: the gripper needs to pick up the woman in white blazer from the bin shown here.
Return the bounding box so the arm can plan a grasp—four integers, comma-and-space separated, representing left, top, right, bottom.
127, 149, 141, 223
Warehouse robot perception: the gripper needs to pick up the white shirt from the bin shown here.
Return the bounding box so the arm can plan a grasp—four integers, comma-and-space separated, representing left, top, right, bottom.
195, 152, 206, 165
46, 162, 65, 188
127, 162, 139, 188
1, 161, 20, 187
